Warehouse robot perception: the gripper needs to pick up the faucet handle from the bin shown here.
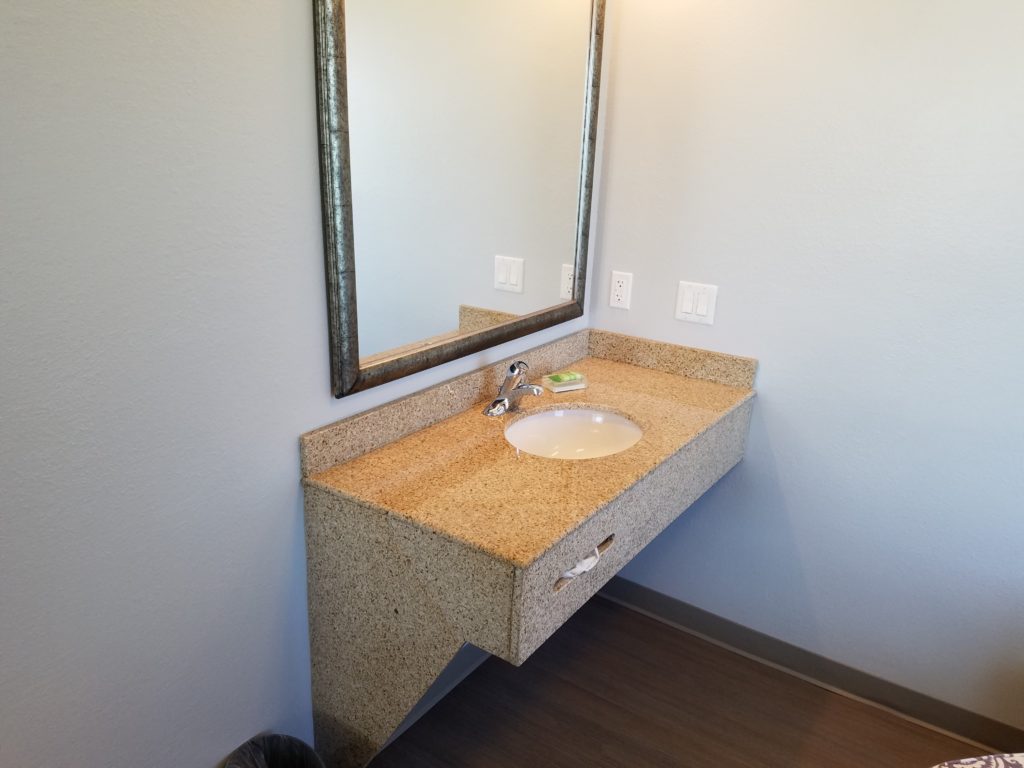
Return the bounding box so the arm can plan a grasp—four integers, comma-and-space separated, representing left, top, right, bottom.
485, 360, 539, 416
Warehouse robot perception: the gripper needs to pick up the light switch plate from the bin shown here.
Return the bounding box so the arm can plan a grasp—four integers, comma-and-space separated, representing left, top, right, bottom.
675, 281, 717, 324
494, 255, 524, 293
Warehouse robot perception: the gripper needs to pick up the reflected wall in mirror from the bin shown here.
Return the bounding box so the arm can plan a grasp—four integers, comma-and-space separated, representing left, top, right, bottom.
313, 0, 605, 397
348, 1, 589, 359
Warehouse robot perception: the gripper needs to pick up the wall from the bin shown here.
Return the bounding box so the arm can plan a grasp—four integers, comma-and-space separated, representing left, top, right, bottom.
5, 0, 1021, 763
0, 2, 588, 767
593, 0, 1024, 729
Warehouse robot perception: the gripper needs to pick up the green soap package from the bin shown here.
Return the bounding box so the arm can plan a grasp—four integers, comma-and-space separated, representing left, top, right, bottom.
541, 371, 587, 393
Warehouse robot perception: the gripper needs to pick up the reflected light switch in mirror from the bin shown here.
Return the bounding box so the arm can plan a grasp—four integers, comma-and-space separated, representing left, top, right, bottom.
494, 255, 524, 293
509, 258, 522, 288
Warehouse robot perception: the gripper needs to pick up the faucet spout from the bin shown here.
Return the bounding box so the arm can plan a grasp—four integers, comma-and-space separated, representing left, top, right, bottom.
483, 397, 511, 417
483, 361, 543, 416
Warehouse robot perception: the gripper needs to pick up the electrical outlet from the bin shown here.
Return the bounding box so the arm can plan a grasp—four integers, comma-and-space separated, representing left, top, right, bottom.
609, 271, 632, 309
675, 281, 718, 324
559, 264, 574, 300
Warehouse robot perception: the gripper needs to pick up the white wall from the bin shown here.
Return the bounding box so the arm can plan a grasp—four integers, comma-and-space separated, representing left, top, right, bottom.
0, 2, 588, 767
6, 0, 1021, 762
348, 0, 590, 356
594, 0, 1024, 729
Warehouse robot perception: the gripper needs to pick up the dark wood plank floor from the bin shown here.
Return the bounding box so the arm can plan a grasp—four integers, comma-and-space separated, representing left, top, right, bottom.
370, 597, 982, 768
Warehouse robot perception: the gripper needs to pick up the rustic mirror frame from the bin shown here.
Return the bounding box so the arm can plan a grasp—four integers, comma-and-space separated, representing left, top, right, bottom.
312, 0, 605, 398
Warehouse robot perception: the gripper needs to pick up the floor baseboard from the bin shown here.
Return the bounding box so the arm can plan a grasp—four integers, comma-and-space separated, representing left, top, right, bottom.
599, 577, 1024, 754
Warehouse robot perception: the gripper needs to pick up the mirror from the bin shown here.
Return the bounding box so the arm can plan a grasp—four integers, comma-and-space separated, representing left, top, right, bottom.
313, 0, 605, 397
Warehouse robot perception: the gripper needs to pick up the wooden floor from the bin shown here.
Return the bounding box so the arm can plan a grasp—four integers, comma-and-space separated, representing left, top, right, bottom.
370, 597, 981, 768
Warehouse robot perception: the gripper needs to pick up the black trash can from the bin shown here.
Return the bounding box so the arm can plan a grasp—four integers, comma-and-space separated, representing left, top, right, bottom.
224, 734, 325, 768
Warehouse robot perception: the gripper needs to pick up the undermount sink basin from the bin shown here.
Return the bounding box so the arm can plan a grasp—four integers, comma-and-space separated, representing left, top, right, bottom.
504, 408, 643, 460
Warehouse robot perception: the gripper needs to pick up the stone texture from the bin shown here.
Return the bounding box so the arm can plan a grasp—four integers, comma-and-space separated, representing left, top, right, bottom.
387, 517, 515, 659
457, 304, 519, 334
305, 484, 472, 768
511, 399, 754, 661
302, 329, 757, 766
300, 330, 590, 477
589, 328, 757, 388
308, 356, 753, 567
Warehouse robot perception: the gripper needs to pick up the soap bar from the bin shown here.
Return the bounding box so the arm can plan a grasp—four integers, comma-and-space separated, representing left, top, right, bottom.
540, 371, 587, 393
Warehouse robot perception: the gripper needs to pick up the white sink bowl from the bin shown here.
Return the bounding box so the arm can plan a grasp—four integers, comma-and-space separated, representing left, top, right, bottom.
504, 408, 643, 460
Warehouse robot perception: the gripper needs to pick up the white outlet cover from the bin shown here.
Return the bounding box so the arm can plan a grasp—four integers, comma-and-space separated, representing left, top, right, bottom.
559, 264, 574, 300
610, 270, 633, 309
675, 281, 717, 325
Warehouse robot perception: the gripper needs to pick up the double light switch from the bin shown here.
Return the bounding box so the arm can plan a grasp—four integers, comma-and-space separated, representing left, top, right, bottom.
494, 255, 524, 293
675, 281, 718, 325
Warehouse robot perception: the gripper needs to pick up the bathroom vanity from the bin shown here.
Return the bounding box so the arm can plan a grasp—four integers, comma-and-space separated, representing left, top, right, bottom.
300, 329, 757, 767
303, 4, 756, 764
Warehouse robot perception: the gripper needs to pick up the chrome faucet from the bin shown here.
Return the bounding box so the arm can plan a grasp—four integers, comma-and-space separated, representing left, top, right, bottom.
483, 360, 543, 416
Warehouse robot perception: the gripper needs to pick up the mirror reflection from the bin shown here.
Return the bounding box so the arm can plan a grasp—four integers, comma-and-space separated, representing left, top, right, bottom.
345, 0, 592, 360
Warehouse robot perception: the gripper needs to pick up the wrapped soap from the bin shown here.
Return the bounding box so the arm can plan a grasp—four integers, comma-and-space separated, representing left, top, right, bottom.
540, 371, 587, 393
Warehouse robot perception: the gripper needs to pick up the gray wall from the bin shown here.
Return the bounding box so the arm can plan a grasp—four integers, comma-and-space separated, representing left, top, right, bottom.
594, 0, 1024, 729
4, 0, 1023, 766
0, 2, 587, 767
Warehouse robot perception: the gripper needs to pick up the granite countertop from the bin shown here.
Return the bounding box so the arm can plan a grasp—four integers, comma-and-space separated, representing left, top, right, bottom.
306, 356, 754, 568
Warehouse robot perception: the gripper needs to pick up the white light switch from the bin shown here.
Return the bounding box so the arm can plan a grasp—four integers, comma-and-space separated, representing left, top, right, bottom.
680, 286, 695, 314
494, 255, 524, 293
509, 258, 522, 287
676, 281, 717, 325
695, 290, 709, 316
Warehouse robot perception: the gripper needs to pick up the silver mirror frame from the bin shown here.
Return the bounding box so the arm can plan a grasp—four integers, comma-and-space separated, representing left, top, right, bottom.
313, 0, 606, 398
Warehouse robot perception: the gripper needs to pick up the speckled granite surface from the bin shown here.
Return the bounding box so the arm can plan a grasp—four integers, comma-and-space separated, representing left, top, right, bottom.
302, 330, 757, 767
589, 328, 757, 388
299, 329, 757, 477
457, 304, 519, 334
307, 356, 753, 567
300, 330, 589, 477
